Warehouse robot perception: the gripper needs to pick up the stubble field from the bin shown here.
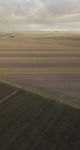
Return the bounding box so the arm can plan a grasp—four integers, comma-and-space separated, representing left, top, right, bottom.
0, 32, 80, 108
0, 82, 80, 150
0, 32, 80, 150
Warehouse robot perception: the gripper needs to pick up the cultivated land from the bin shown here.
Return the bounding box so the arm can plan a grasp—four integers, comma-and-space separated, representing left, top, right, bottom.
0, 32, 80, 150
0, 32, 80, 108
0, 82, 80, 150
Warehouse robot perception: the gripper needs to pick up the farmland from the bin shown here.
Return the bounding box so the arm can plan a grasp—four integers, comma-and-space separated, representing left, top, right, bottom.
0, 32, 80, 149
0, 32, 80, 107
0, 82, 80, 150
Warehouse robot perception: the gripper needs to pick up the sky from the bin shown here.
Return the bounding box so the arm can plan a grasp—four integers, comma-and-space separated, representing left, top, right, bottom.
0, 0, 80, 32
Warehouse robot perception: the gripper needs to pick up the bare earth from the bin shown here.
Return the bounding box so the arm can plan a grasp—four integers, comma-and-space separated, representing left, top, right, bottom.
0, 32, 80, 108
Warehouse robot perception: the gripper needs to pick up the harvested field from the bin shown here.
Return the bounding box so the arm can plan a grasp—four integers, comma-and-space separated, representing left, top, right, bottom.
0, 82, 80, 150
0, 32, 80, 108
0, 32, 80, 149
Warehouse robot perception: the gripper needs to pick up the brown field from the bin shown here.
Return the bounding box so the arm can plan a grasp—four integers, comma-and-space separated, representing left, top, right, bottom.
0, 82, 80, 150
0, 32, 80, 108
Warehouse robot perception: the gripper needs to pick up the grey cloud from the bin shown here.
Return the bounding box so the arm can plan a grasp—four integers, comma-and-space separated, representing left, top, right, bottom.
0, 0, 80, 30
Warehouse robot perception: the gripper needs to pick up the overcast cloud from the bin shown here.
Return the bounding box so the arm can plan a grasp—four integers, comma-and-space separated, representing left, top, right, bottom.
0, 0, 80, 31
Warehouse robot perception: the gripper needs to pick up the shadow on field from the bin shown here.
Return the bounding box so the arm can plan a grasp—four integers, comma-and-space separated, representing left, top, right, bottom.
0, 82, 80, 150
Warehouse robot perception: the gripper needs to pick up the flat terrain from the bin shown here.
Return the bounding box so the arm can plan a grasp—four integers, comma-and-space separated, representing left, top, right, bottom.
0, 33, 80, 149
0, 82, 80, 150
0, 32, 80, 108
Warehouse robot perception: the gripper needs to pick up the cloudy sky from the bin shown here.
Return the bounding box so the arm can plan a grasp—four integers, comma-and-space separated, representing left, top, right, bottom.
0, 0, 80, 31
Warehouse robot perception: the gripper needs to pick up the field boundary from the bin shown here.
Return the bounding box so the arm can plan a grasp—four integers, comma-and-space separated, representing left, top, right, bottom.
0, 80, 80, 109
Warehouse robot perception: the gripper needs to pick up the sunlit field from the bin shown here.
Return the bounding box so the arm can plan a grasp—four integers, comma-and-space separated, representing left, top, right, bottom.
0, 32, 80, 108
0, 32, 80, 150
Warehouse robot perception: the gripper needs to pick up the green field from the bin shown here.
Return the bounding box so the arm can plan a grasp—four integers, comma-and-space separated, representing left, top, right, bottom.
0, 82, 80, 150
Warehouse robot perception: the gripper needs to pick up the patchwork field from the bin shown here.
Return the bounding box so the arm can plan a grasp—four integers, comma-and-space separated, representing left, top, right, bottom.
0, 82, 80, 150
